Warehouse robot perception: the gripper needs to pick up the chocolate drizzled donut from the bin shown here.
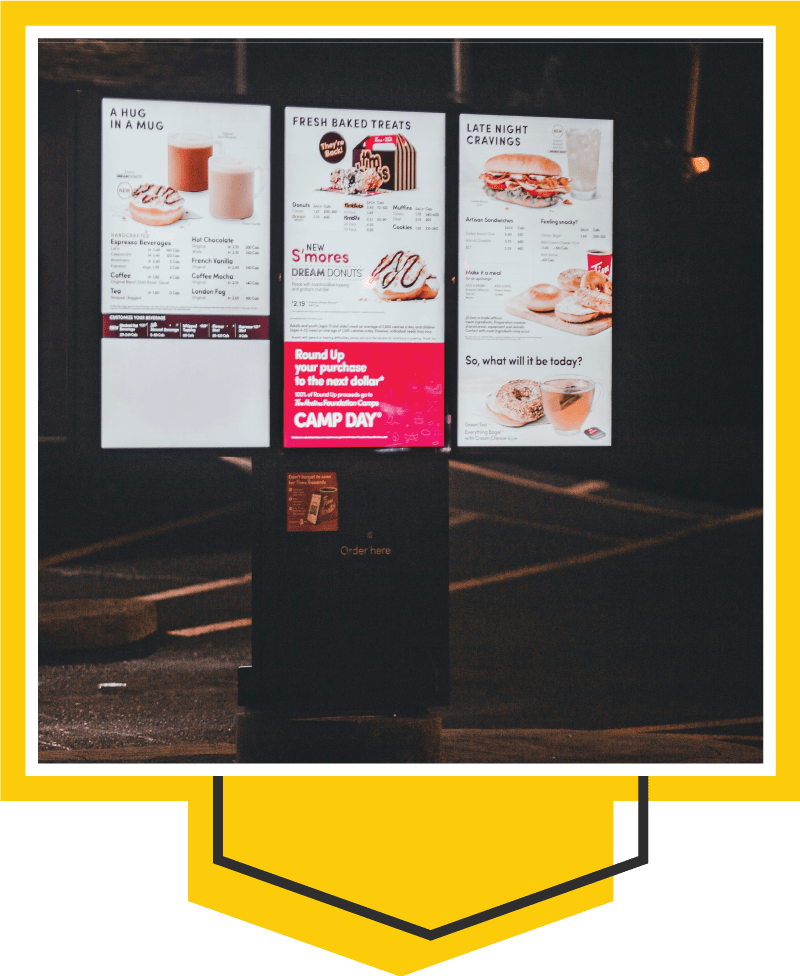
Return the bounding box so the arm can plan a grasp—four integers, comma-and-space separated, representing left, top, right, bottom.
131, 184, 182, 206
370, 251, 427, 299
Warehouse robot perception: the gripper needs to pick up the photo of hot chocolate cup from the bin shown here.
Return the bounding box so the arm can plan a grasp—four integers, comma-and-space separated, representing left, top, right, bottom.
167, 133, 214, 192
208, 156, 263, 219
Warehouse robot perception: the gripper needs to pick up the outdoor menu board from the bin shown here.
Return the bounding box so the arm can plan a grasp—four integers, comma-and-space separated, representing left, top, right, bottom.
284, 107, 446, 448
458, 114, 613, 446
101, 98, 271, 448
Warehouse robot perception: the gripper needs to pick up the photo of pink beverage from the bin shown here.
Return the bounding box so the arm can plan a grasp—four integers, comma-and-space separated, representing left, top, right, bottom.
208, 156, 264, 219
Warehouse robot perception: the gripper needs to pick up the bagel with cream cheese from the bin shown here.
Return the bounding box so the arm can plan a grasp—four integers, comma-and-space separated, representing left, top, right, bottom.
488, 379, 545, 426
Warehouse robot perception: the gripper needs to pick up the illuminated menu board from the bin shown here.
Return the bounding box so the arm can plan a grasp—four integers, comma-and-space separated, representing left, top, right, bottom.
284, 107, 445, 448
101, 98, 270, 448
458, 114, 613, 446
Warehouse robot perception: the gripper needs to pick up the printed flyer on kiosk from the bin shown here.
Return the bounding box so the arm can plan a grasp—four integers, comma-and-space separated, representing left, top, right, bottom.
458, 114, 613, 446
100, 98, 271, 447
284, 107, 446, 448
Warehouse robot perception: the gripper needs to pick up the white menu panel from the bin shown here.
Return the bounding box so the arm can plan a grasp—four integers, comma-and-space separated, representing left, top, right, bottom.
458, 114, 613, 446
283, 107, 446, 448
101, 98, 270, 448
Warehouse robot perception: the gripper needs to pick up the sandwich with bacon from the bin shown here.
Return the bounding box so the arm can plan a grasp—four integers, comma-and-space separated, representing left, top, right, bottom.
479, 153, 571, 208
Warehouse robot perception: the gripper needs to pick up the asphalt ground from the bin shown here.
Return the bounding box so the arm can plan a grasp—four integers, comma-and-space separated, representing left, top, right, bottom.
38, 453, 763, 762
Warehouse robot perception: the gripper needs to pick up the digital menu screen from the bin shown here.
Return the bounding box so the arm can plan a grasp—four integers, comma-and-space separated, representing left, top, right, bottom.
458, 114, 613, 446
101, 98, 271, 448
283, 107, 446, 448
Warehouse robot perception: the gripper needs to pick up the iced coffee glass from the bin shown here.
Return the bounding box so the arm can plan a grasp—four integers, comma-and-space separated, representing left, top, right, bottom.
540, 376, 599, 435
566, 128, 601, 200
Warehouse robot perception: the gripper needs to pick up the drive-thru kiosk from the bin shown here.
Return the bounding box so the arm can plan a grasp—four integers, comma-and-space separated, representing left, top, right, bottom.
68, 77, 612, 762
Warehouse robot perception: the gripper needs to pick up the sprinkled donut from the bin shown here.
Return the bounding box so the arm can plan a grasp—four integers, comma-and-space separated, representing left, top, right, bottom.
493, 379, 544, 424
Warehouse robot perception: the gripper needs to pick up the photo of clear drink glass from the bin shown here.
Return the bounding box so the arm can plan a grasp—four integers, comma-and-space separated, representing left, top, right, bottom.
208, 156, 263, 219
566, 128, 602, 200
167, 133, 214, 192
540, 376, 599, 435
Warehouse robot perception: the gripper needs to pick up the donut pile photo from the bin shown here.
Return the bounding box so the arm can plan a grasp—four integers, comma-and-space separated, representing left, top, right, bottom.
367, 250, 439, 301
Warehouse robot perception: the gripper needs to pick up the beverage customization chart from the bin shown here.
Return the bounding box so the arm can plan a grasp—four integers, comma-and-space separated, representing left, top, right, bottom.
458, 114, 613, 446
101, 98, 271, 447
284, 107, 446, 448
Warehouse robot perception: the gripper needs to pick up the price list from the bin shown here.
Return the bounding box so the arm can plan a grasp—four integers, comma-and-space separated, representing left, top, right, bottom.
106, 237, 265, 310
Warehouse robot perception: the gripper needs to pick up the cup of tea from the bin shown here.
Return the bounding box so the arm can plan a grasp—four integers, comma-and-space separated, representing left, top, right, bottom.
540, 375, 601, 435
208, 156, 264, 219
167, 133, 216, 192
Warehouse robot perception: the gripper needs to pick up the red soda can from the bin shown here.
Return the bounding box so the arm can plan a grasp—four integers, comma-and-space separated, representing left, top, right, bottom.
587, 249, 612, 279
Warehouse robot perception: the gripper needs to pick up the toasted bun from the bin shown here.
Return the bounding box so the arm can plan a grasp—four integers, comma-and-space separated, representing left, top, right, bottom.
489, 188, 559, 209
524, 283, 562, 312
485, 153, 562, 177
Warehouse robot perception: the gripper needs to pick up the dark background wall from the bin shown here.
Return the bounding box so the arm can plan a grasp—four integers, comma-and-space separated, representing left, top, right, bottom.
39, 38, 763, 504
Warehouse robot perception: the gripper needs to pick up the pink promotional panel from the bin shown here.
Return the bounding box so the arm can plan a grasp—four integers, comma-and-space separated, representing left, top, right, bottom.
284, 341, 444, 448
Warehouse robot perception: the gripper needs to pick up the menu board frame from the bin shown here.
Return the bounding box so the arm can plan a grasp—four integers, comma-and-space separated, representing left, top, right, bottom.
281, 105, 448, 450
99, 94, 272, 450
455, 111, 614, 450
70, 88, 616, 457
68, 86, 282, 456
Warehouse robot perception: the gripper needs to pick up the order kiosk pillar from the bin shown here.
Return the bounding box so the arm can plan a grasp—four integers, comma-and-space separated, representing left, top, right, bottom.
237, 450, 449, 762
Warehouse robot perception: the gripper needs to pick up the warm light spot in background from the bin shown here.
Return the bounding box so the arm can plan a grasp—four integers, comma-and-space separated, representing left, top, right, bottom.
691, 156, 710, 174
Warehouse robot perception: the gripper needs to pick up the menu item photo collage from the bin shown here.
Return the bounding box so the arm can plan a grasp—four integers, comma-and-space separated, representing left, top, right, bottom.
100, 102, 612, 450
